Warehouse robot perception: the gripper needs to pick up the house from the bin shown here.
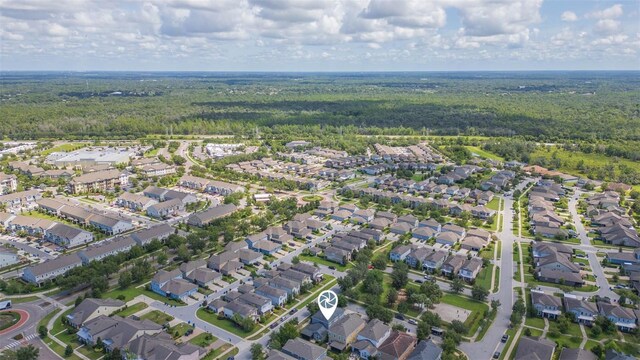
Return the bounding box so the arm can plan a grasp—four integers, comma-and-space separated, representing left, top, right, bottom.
139, 162, 176, 177
563, 295, 597, 325
352, 319, 391, 359
458, 257, 483, 282
283, 220, 312, 239
325, 246, 350, 265
327, 313, 366, 351
238, 248, 263, 265
377, 211, 398, 223
238, 292, 273, 315
514, 337, 555, 360
423, 250, 448, 273
530, 290, 562, 319
537, 268, 584, 287
115, 192, 157, 211
377, 330, 417, 360
390, 245, 412, 262
292, 262, 323, 282
281, 338, 327, 360
143, 186, 198, 204
78, 236, 136, 264
88, 214, 134, 235
66, 298, 125, 328
460, 236, 487, 251
207, 299, 228, 314
407, 340, 443, 360
150, 269, 181, 295
184, 267, 220, 287
269, 276, 300, 296
250, 239, 282, 255
76, 315, 162, 349
208, 251, 242, 274
397, 215, 419, 227
370, 217, 392, 230
558, 348, 597, 360
332, 210, 352, 222
146, 198, 184, 218
44, 223, 94, 248
412, 227, 437, 241
70, 169, 129, 194
125, 332, 202, 360
352, 209, 375, 224
187, 204, 237, 227
406, 247, 432, 268
131, 223, 174, 246
179, 259, 207, 277
0, 249, 19, 268
441, 255, 466, 277
22, 254, 82, 285
0, 189, 41, 210
535, 249, 580, 274
435, 231, 460, 246
598, 302, 638, 332
256, 285, 288, 307
604, 349, 636, 360
0, 173, 17, 194
441, 224, 466, 238
532, 242, 572, 258
390, 222, 413, 235
418, 219, 441, 232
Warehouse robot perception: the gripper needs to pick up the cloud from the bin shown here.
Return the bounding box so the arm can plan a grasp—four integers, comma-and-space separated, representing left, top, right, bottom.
560, 11, 577, 22
587, 4, 623, 19
595, 19, 620, 35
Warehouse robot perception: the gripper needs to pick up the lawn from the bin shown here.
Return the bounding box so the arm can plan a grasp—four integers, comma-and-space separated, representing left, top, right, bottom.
465, 146, 504, 161
197, 308, 260, 338
298, 254, 348, 271
114, 302, 148, 317
302, 195, 323, 202
140, 310, 175, 325
170, 322, 194, 338
492, 267, 500, 293
548, 321, 583, 338
0, 312, 20, 331
498, 327, 519, 360
6, 296, 39, 304
440, 293, 489, 336
487, 197, 501, 211
476, 264, 494, 291
102, 285, 186, 306
524, 317, 545, 329
530, 146, 640, 182
41, 143, 85, 155
189, 332, 218, 347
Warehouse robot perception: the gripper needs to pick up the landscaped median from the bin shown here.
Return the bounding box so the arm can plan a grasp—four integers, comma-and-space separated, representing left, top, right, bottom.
197, 275, 337, 338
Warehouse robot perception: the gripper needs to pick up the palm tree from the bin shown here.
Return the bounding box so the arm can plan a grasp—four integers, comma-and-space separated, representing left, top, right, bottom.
15, 345, 39, 360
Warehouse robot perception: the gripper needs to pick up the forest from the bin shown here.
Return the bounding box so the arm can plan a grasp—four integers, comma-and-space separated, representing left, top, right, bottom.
1, 71, 638, 142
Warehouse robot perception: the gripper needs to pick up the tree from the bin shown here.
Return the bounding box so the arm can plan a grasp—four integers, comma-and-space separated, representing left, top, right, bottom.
291, 256, 300, 264
157, 252, 168, 265
450, 277, 464, 294
421, 311, 441, 327
269, 319, 299, 350
366, 304, 394, 323
391, 262, 409, 289
387, 288, 398, 307
416, 320, 431, 340
250, 343, 265, 360
471, 284, 489, 301
491, 299, 501, 313
38, 325, 47, 338
65, 345, 73, 357
450, 320, 468, 335
15, 345, 39, 360
118, 270, 132, 289
337, 294, 348, 308
372, 256, 387, 270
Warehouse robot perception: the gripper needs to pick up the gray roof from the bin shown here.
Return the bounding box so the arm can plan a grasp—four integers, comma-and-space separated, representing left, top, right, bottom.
82, 315, 162, 349
67, 298, 124, 327
358, 318, 390, 343
26, 253, 82, 277
81, 236, 135, 259
132, 224, 173, 243
161, 278, 198, 295
125, 332, 202, 360
189, 204, 237, 224
153, 269, 182, 284
47, 223, 88, 240
407, 340, 443, 360
531, 291, 562, 308
559, 348, 597, 360
282, 338, 326, 360
514, 337, 555, 360
329, 313, 365, 338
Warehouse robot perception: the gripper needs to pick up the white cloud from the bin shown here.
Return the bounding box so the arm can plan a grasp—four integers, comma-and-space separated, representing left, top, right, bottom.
595, 19, 620, 34
587, 4, 623, 19
560, 11, 577, 22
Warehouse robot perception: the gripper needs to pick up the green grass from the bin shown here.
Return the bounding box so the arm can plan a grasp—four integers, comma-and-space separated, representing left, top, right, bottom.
0, 311, 20, 331
476, 264, 494, 291
114, 302, 148, 317
548, 321, 583, 338
465, 146, 504, 161
298, 254, 348, 271
492, 267, 500, 293
41, 143, 85, 155
140, 310, 175, 325
189, 332, 218, 347
487, 197, 501, 211
498, 327, 519, 360
524, 317, 545, 329
170, 322, 194, 338
196, 308, 260, 338
102, 285, 186, 306
441, 293, 489, 336
302, 195, 323, 202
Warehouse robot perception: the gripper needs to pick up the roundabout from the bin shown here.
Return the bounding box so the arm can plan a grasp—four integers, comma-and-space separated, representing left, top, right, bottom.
0, 309, 29, 335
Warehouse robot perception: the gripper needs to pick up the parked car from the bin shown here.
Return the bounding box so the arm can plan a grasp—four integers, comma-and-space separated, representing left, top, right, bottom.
493, 352, 500, 359
415, 279, 423, 284
328, 266, 336, 270
501, 334, 509, 343
408, 319, 417, 325
394, 314, 405, 320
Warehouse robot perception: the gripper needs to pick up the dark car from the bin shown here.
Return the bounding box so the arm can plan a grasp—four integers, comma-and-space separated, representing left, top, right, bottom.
270, 323, 277, 329
328, 266, 336, 270
501, 334, 509, 343
394, 314, 405, 320
493, 352, 500, 359
289, 308, 297, 314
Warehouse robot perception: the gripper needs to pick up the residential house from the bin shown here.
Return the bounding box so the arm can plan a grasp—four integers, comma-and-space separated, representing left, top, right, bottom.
458, 257, 483, 282
559, 348, 597, 360
328, 313, 366, 351
352, 319, 391, 359
598, 302, 638, 332
76, 315, 162, 350
390, 245, 412, 262
44, 223, 94, 248
256, 285, 288, 307
66, 298, 125, 328
22, 254, 82, 285
70, 169, 129, 194
238, 292, 273, 315
514, 337, 555, 360
115, 192, 157, 211
423, 250, 448, 273
187, 204, 237, 227
325, 246, 350, 265
131, 223, 174, 246
78, 236, 136, 264
377, 331, 417, 360
88, 214, 134, 235
441, 255, 466, 277
563, 295, 598, 325
281, 339, 327, 360
407, 340, 443, 360
124, 332, 202, 360
146, 198, 184, 218
530, 290, 562, 319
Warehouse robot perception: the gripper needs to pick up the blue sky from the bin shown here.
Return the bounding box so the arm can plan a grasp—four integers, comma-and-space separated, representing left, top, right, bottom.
1, 0, 638, 71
